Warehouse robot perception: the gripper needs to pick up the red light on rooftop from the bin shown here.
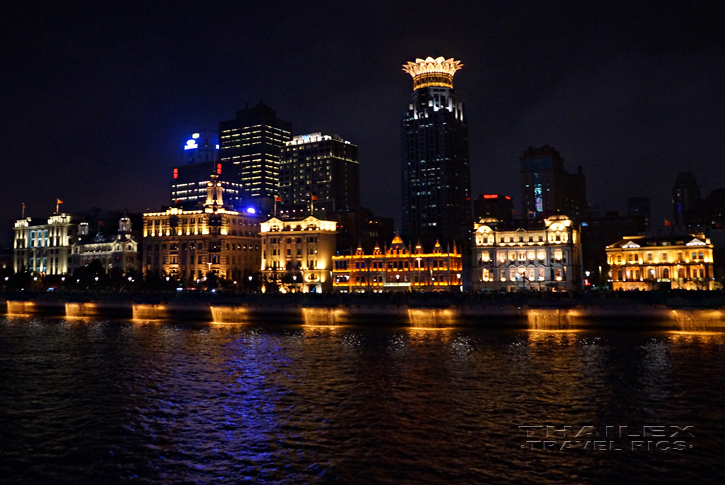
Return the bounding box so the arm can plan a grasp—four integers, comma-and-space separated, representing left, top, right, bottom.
483, 194, 498, 199
173, 168, 178, 179
216, 163, 222, 175
505, 196, 511, 200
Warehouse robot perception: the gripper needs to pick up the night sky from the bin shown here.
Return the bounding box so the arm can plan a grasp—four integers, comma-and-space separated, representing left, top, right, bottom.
2, 1, 724, 243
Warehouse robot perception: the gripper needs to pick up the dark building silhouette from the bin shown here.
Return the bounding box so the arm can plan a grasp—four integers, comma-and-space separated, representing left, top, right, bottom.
330, 207, 395, 254
672, 171, 701, 225
401, 57, 471, 245
171, 132, 240, 208
707, 188, 725, 228
519, 145, 586, 222
627, 197, 651, 221
473, 194, 514, 225
219, 102, 292, 200
280, 133, 359, 215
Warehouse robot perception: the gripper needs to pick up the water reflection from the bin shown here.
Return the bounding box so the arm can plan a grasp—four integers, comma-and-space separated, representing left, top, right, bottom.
302, 307, 347, 326
527, 308, 579, 330
670, 309, 725, 332
210, 306, 251, 324
407, 308, 457, 329
132, 304, 168, 320
2, 316, 725, 483
667, 330, 725, 344
65, 302, 97, 318
6, 301, 34, 315
526, 328, 581, 345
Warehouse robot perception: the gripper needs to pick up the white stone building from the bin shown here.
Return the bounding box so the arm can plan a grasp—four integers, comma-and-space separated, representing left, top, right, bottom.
14, 213, 78, 275
471, 215, 583, 292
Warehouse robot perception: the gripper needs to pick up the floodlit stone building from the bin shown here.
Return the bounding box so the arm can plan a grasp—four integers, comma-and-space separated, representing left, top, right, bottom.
14, 213, 78, 275
471, 214, 582, 292
606, 234, 715, 290
332, 235, 463, 293
260, 216, 337, 293
143, 175, 261, 281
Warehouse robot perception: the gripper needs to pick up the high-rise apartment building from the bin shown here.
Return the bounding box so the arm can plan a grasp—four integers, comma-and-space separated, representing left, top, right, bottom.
219, 102, 292, 200
171, 132, 241, 208
519, 145, 586, 222
280, 133, 359, 214
401, 57, 471, 245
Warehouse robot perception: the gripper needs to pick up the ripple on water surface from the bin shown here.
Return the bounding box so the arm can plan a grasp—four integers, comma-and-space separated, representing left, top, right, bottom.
1, 316, 724, 484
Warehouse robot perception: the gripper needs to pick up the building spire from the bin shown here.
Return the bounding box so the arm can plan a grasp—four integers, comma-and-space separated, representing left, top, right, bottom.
205, 174, 223, 210
402, 56, 463, 90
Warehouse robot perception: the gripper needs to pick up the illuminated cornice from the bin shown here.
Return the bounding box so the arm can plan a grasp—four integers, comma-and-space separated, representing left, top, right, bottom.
403, 56, 462, 90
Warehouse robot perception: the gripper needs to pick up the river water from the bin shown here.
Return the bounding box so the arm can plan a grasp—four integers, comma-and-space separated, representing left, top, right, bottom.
1, 316, 724, 484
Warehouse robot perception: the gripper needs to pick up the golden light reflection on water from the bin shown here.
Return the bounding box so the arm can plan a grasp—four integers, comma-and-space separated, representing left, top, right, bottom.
670, 309, 725, 332
407, 327, 456, 344
406, 308, 458, 329
210, 306, 250, 324
526, 328, 581, 345
302, 325, 345, 339
527, 329, 583, 334
527, 308, 577, 331
132, 304, 168, 321
65, 302, 98, 318
6, 301, 35, 315
302, 307, 347, 326
667, 330, 725, 344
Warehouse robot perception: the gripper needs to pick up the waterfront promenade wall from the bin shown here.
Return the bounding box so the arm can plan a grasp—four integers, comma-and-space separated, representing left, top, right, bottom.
2, 295, 725, 331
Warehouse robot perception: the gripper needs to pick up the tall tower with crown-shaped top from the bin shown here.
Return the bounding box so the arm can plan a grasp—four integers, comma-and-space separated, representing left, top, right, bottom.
401, 57, 471, 246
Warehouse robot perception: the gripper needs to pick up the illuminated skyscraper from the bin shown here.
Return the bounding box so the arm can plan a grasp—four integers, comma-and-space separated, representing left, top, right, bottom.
280, 133, 359, 214
401, 57, 471, 245
219, 102, 292, 200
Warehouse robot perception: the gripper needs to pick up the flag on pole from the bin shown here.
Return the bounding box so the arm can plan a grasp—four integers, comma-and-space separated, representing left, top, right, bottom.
57, 199, 63, 204
275, 196, 282, 202
311, 195, 318, 201
664, 219, 671, 227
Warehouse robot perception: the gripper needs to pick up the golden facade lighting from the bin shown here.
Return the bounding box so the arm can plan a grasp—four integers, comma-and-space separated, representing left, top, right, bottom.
403, 57, 463, 89
332, 236, 463, 293
606, 234, 715, 291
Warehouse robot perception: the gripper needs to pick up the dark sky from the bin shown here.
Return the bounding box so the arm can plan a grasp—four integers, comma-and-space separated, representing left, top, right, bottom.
2, 1, 724, 243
